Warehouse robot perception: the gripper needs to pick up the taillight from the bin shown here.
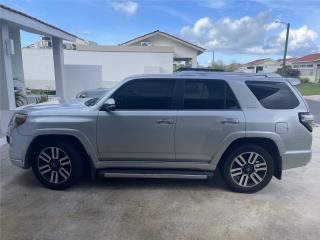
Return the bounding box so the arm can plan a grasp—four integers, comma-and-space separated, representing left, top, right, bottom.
299, 112, 314, 132
14, 113, 28, 126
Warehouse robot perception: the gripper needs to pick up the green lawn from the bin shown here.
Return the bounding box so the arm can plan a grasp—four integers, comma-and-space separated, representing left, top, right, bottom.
297, 82, 320, 96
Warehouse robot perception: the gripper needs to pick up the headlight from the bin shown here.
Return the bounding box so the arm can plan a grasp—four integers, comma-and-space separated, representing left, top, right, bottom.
14, 113, 28, 126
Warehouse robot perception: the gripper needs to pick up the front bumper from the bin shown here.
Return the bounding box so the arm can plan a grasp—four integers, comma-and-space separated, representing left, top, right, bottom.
10, 158, 28, 168
7, 130, 32, 169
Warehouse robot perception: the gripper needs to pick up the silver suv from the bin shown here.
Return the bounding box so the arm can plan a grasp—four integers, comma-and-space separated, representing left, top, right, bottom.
7, 71, 314, 193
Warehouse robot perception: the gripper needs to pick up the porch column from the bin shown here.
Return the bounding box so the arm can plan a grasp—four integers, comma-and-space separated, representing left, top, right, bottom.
0, 21, 15, 110
52, 37, 66, 99
191, 57, 197, 68
9, 26, 25, 91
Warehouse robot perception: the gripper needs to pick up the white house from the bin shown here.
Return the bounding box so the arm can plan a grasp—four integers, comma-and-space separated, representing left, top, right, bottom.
291, 53, 320, 82
22, 45, 173, 89
120, 30, 205, 69
239, 58, 281, 73
22, 30, 205, 89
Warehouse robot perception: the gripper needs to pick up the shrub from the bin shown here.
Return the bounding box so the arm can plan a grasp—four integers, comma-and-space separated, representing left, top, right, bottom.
276, 66, 300, 78
299, 77, 310, 83
14, 87, 26, 107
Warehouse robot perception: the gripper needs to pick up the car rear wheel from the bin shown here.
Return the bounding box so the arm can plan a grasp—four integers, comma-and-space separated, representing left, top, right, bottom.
221, 145, 274, 193
31, 140, 83, 190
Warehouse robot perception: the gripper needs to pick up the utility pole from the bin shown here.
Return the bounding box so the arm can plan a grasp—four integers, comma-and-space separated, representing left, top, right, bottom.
212, 49, 215, 69
282, 22, 290, 77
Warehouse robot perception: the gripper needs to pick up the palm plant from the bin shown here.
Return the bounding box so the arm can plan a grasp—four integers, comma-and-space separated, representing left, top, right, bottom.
35, 94, 49, 104
14, 86, 25, 107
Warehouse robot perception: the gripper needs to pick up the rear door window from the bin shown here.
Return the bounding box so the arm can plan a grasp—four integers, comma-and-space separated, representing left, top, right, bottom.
246, 81, 299, 109
183, 79, 240, 110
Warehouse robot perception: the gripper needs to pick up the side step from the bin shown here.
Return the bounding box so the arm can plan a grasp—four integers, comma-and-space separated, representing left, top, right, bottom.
98, 168, 213, 180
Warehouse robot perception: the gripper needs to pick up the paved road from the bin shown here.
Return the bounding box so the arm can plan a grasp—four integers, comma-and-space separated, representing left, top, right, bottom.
1, 128, 320, 240
306, 99, 320, 124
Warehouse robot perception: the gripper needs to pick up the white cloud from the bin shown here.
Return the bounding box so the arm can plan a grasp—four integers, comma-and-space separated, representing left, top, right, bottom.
264, 21, 280, 31
278, 26, 318, 52
180, 12, 319, 55
109, 1, 138, 15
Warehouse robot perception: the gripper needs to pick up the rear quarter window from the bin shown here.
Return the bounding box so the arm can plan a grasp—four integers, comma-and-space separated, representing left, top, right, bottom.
246, 81, 300, 109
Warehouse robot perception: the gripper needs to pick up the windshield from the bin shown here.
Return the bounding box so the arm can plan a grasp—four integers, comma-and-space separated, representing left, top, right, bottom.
84, 84, 117, 106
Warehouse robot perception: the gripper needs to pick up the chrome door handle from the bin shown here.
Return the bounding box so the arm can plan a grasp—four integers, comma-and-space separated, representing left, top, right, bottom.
221, 118, 240, 125
156, 119, 175, 125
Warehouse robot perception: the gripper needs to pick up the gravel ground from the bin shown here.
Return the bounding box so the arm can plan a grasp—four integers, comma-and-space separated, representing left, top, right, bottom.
1, 128, 320, 240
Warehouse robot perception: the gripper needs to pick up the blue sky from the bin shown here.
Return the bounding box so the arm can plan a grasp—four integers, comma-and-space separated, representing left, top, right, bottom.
1, 0, 320, 64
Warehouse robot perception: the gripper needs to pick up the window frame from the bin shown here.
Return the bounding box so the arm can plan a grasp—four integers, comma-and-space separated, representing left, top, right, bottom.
178, 78, 241, 111
245, 80, 300, 110
110, 78, 179, 111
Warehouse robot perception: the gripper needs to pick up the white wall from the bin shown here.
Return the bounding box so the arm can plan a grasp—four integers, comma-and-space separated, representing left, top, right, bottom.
22, 49, 173, 89
64, 64, 102, 99
293, 61, 320, 82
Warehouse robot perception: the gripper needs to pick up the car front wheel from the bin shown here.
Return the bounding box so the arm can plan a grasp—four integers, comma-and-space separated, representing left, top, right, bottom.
221, 145, 274, 193
31, 140, 83, 190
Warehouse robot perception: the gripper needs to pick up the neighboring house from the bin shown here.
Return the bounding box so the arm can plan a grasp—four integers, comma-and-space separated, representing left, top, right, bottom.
238, 58, 281, 73
276, 58, 297, 68
120, 30, 205, 69
22, 30, 205, 89
291, 53, 320, 82
26, 36, 97, 50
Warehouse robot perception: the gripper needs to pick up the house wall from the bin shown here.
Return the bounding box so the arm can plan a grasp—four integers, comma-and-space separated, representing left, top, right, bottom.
128, 35, 198, 67
22, 48, 173, 90
292, 61, 320, 82
64, 64, 102, 99
239, 61, 280, 73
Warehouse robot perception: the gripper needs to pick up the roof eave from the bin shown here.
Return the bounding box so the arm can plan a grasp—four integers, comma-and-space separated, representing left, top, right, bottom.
0, 5, 77, 41
292, 58, 320, 63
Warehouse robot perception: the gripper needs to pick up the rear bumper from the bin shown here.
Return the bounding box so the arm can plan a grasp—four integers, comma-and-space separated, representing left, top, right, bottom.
282, 150, 312, 170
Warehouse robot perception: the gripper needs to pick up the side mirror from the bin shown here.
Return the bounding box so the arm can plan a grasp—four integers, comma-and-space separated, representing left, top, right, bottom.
101, 98, 116, 111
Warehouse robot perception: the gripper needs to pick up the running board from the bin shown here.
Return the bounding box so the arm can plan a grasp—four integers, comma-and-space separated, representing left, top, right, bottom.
98, 168, 213, 180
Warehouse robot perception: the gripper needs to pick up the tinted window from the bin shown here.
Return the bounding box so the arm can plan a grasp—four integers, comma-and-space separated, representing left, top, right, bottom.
246, 81, 299, 109
183, 79, 240, 110
112, 79, 175, 110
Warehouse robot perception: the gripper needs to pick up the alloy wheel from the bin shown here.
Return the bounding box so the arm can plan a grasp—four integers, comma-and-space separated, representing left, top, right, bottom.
229, 152, 268, 188
37, 147, 72, 184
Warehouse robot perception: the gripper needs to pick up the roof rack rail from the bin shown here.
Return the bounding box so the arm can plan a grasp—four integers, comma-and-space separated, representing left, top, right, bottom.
175, 69, 282, 78
175, 67, 224, 72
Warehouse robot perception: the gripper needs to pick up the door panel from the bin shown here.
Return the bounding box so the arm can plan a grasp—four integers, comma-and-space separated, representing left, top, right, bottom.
97, 78, 177, 161
97, 111, 176, 160
174, 78, 245, 162
175, 111, 245, 162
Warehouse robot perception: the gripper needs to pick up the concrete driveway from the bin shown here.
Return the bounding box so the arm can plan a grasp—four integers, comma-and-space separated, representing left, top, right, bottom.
1, 128, 320, 240
304, 95, 320, 124
306, 100, 320, 124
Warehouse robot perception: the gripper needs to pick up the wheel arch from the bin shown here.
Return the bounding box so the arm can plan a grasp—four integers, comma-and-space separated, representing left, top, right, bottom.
217, 137, 282, 179
25, 134, 96, 178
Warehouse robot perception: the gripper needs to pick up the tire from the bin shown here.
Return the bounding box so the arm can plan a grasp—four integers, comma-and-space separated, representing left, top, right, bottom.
31, 139, 83, 190
220, 145, 274, 193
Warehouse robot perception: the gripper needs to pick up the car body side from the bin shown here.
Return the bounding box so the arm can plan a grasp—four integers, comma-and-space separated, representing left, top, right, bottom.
7, 74, 313, 176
